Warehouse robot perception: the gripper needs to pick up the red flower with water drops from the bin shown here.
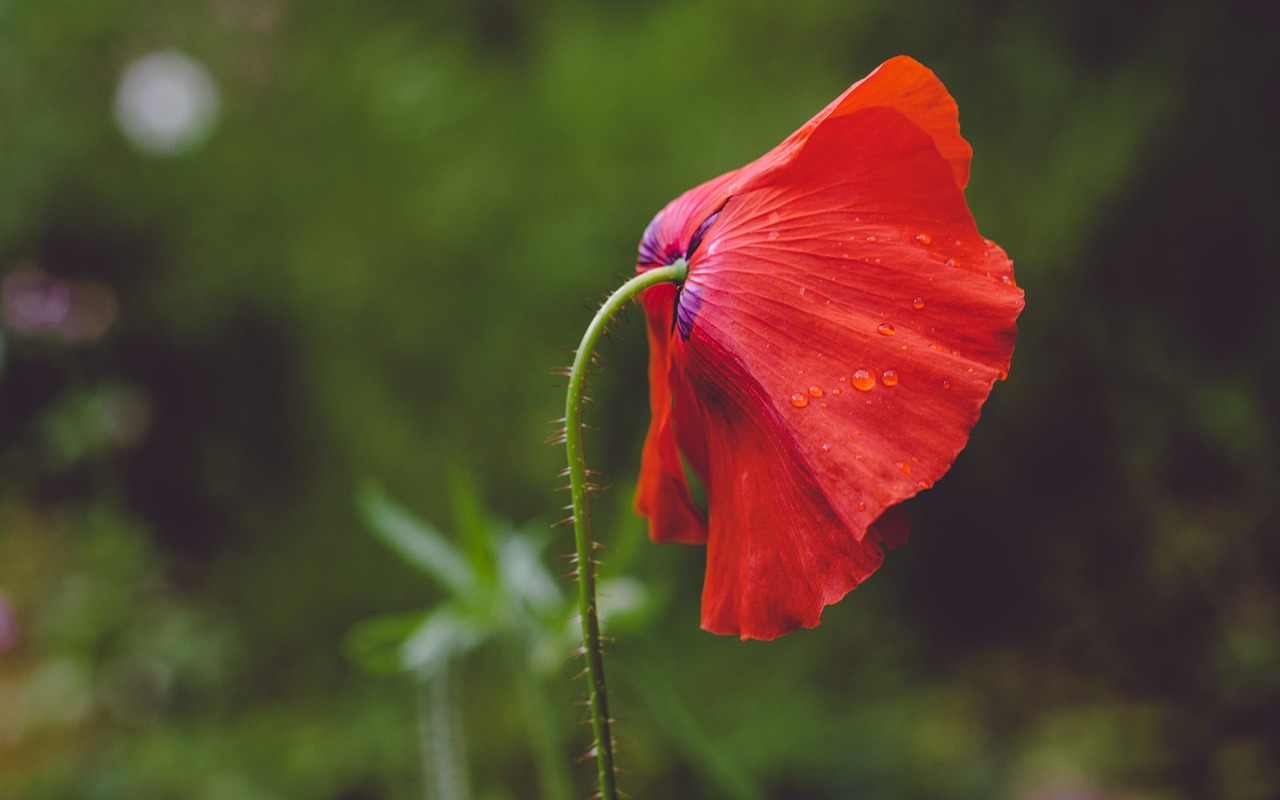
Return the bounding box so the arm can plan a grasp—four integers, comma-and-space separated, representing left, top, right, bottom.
634, 56, 1024, 640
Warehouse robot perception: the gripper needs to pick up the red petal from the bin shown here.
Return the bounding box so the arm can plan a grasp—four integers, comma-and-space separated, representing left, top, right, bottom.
743, 56, 973, 192
808, 56, 973, 189
666, 352, 901, 640
637, 57, 968, 272
671, 106, 1022, 637
635, 282, 708, 544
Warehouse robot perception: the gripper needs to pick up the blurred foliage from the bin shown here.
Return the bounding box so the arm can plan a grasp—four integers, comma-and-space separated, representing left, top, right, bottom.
2, 0, 1278, 798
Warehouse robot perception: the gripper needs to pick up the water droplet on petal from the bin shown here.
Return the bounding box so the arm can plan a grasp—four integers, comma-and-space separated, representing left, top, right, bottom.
808, 385, 823, 397
914, 233, 932, 245
821, 442, 832, 452
851, 369, 875, 391
881, 369, 899, 386
865, 235, 878, 243
872, 258, 882, 265
877, 323, 895, 336
790, 393, 809, 408
830, 388, 842, 397
895, 461, 912, 475
916, 479, 933, 490
946, 258, 957, 268
820, 402, 828, 408
857, 501, 866, 511
912, 297, 925, 309
941, 379, 951, 390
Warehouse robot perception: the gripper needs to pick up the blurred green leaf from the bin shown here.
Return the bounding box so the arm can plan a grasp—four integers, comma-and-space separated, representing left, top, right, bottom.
447, 467, 498, 585
399, 605, 486, 677
495, 534, 562, 619
357, 481, 475, 597
345, 610, 431, 675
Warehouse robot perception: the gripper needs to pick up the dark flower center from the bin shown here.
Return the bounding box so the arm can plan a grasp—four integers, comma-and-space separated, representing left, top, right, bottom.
638, 200, 729, 341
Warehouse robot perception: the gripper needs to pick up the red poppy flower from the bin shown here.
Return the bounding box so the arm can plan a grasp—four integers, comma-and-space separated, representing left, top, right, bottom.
634, 56, 1024, 640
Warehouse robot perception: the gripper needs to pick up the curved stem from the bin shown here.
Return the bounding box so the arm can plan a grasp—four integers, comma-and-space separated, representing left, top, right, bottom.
564, 260, 687, 800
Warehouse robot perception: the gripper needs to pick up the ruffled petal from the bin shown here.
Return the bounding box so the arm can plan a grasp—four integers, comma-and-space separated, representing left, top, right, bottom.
635, 282, 707, 544
671, 106, 1021, 637
735, 56, 972, 194
666, 342, 901, 639
637, 56, 970, 268
798, 55, 973, 189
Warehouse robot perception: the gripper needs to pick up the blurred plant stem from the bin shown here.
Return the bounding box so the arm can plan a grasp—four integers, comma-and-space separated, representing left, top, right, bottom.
506, 643, 575, 800
417, 663, 470, 800
562, 260, 688, 800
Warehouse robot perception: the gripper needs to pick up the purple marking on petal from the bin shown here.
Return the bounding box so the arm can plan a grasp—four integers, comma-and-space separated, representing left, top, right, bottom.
638, 210, 666, 265
685, 203, 726, 260
676, 282, 703, 340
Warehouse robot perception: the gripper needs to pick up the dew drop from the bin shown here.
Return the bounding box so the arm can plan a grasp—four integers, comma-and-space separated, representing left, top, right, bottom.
941, 379, 951, 390
912, 297, 925, 309
831, 388, 842, 396
895, 461, 912, 475
821, 442, 832, 452
914, 233, 932, 245
876, 323, 895, 336
820, 402, 828, 409
946, 258, 957, 268
857, 501, 866, 511
851, 369, 875, 392
790, 393, 809, 408
808, 385, 823, 397
872, 258, 882, 265
881, 369, 899, 386
916, 479, 933, 490
865, 235, 878, 243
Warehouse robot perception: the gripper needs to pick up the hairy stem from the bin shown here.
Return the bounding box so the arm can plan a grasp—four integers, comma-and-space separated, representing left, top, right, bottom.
564, 260, 687, 800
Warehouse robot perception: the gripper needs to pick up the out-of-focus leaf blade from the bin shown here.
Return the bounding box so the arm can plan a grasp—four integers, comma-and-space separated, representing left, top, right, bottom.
447, 468, 497, 583
358, 481, 474, 596
345, 611, 431, 675
497, 535, 562, 617
400, 606, 485, 677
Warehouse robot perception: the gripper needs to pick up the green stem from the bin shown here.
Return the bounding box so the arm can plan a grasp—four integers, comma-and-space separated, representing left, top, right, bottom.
564, 260, 688, 800
418, 663, 470, 800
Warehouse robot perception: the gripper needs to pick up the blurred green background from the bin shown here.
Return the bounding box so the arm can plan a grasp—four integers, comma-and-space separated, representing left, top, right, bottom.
2, 0, 1277, 798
